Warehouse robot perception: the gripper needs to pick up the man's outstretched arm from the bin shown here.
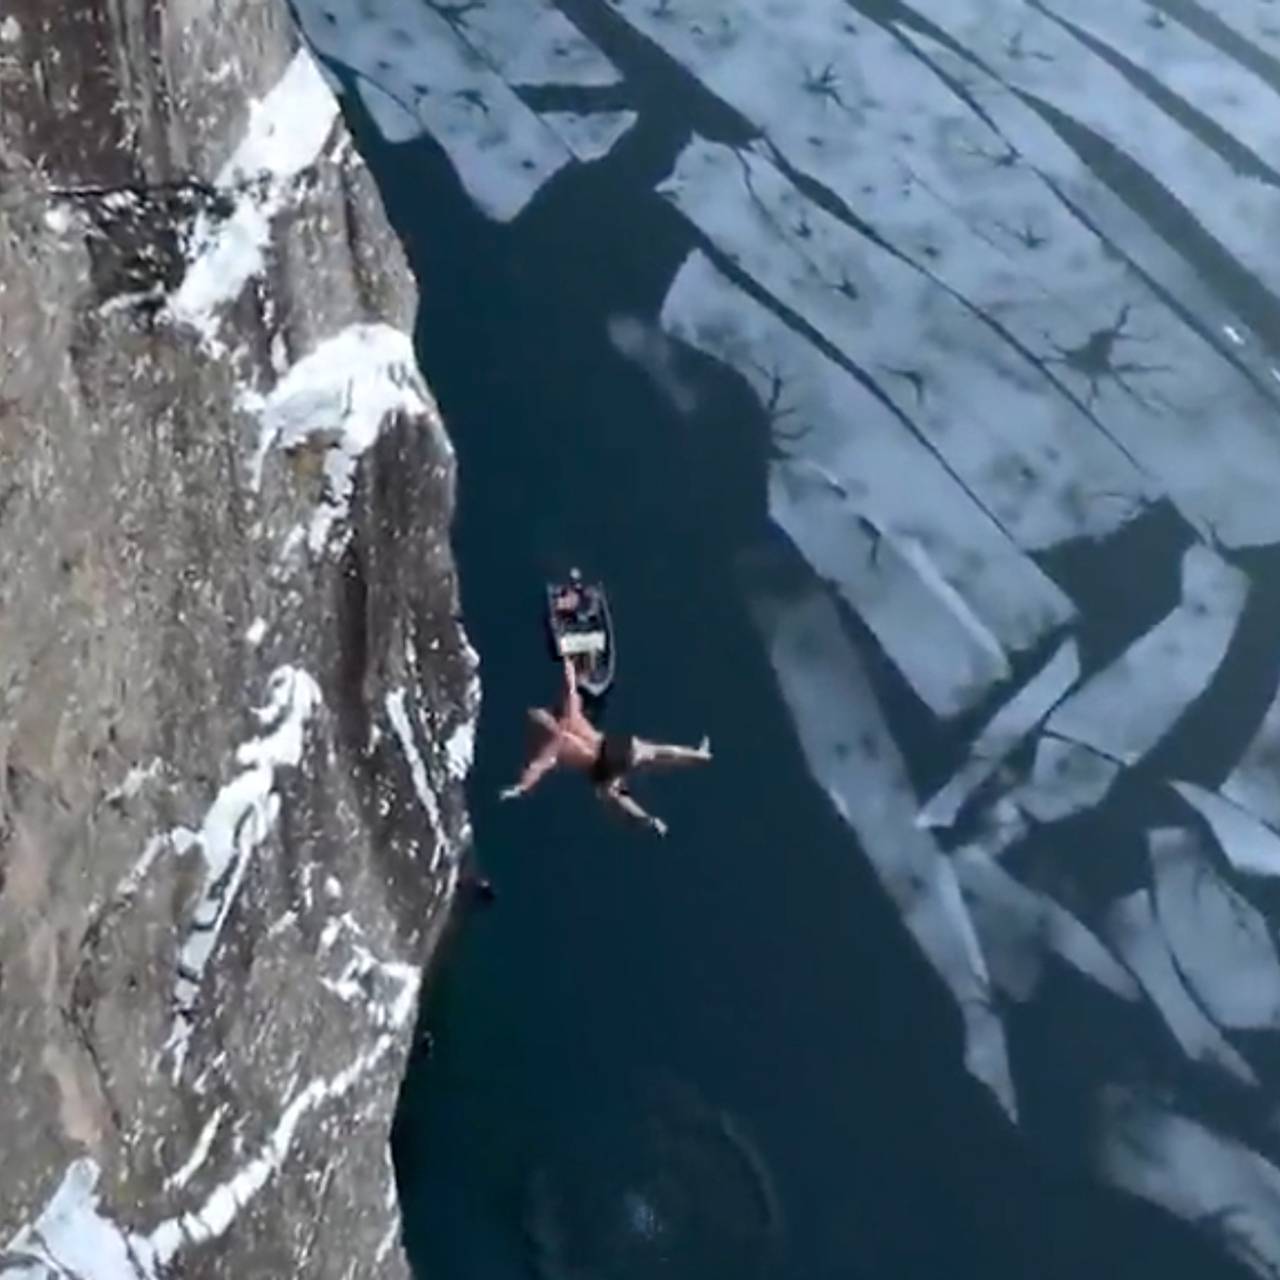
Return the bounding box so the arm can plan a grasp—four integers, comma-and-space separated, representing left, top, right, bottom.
561, 655, 582, 720
600, 782, 667, 836
500, 743, 558, 800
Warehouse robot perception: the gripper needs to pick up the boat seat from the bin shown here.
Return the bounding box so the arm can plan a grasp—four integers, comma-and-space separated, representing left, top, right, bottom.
559, 631, 607, 656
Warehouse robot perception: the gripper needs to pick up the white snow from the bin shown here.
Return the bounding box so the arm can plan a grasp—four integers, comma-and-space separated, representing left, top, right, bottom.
168, 666, 323, 1075
1012, 734, 1120, 824
1047, 544, 1247, 763
2, 1159, 148, 1280
244, 617, 268, 647
386, 686, 443, 861
748, 574, 1016, 1118
663, 249, 1074, 715
245, 323, 431, 555
165, 50, 338, 349
104, 759, 164, 806
1103, 889, 1255, 1086
919, 640, 1080, 828
1172, 782, 1280, 879
953, 845, 1138, 1003
1148, 827, 1280, 1032
165, 1107, 228, 1193
319, 938, 420, 1031
444, 718, 476, 782
1098, 1090, 1280, 1280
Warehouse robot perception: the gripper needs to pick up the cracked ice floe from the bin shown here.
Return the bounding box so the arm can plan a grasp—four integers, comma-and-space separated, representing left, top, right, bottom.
245, 324, 431, 556
617, 0, 1280, 546
164, 50, 338, 349
1148, 827, 1280, 1032
658, 136, 1150, 553
1098, 1089, 1280, 1280
1039, 0, 1280, 174
1221, 675, 1280, 834
748, 575, 1016, 1117
953, 845, 1138, 1003
1187, 0, 1280, 58
168, 667, 322, 1075
1103, 888, 1255, 1086
1172, 782, 1280, 880
918, 640, 1080, 828
663, 250, 1072, 715
386, 687, 445, 868
1046, 544, 1248, 764
1011, 734, 1120, 824
890, 24, 1280, 400
897, 0, 1280, 305
291, 0, 623, 221
540, 110, 638, 164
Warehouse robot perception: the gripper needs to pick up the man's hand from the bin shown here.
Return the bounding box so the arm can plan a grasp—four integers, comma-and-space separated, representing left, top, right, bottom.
650, 817, 668, 838
499, 786, 523, 802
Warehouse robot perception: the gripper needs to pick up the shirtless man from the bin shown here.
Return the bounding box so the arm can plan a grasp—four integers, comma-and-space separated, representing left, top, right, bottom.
500, 657, 711, 836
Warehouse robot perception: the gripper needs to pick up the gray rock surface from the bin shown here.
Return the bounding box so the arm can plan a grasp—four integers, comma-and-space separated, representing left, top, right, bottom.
0, 2, 474, 1276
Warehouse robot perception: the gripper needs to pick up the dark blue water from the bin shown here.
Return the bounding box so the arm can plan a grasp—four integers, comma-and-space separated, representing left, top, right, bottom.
342, 46, 1257, 1280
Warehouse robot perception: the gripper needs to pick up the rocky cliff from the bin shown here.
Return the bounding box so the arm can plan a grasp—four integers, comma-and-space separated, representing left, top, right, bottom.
0, 2, 475, 1276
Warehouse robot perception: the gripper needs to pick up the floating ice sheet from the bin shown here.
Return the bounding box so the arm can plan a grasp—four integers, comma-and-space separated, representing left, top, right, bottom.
769, 458, 1010, 716
1098, 1089, 1280, 1280
898, 0, 1280, 304
954, 845, 1138, 1003
1103, 889, 1255, 1086
658, 136, 1149, 553
611, 0, 1280, 547
1223, 676, 1280, 834
1172, 781, 1280, 880
1038, 0, 1280, 174
748, 574, 1016, 1117
292, 0, 572, 220
541, 110, 638, 164
1149, 827, 1280, 1031
663, 250, 1073, 713
1012, 734, 1120, 824
292, 0, 625, 219
1047, 544, 1247, 763
919, 640, 1080, 827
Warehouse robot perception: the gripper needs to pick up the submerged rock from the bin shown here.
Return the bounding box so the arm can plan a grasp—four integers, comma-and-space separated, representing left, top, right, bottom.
0, 3, 474, 1277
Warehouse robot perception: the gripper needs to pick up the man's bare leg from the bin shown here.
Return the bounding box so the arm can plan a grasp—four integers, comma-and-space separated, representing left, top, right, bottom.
631, 736, 712, 770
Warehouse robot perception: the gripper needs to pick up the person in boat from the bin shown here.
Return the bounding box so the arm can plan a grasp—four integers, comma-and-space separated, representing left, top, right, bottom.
500, 656, 711, 836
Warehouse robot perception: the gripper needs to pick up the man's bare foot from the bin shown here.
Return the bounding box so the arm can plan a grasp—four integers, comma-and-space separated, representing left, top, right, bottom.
697, 735, 712, 760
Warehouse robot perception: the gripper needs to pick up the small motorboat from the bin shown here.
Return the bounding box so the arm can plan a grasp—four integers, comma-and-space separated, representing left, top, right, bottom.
546, 568, 615, 699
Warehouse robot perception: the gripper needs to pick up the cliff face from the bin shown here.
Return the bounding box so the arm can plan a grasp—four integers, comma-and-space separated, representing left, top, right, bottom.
0, 3, 474, 1276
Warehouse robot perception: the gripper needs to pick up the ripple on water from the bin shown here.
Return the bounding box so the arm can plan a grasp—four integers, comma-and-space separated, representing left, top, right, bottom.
522, 1077, 783, 1280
